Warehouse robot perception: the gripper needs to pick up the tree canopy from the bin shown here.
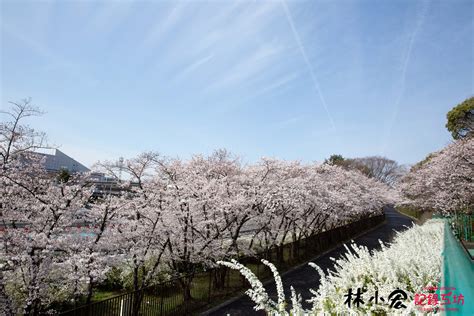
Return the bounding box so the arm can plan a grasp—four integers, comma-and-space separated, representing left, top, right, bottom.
399, 138, 474, 213
446, 96, 474, 139
324, 154, 406, 186
325, 154, 345, 166
1, 99, 397, 314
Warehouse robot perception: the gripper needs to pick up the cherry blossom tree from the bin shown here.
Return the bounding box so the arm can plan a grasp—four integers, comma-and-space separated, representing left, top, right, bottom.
94, 152, 171, 313
66, 194, 125, 306
0, 100, 111, 314
0, 98, 46, 167
1, 156, 94, 314
399, 138, 473, 214
244, 159, 309, 262
245, 161, 393, 260
1, 99, 397, 314
152, 151, 248, 301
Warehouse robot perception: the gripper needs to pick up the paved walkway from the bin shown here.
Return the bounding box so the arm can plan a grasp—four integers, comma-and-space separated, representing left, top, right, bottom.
203, 205, 413, 315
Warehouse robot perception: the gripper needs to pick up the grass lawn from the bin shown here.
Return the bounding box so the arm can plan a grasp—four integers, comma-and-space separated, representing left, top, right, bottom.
396, 205, 423, 220
92, 290, 123, 302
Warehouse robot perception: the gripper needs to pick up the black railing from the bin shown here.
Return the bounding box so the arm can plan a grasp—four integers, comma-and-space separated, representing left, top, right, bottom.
60, 213, 385, 316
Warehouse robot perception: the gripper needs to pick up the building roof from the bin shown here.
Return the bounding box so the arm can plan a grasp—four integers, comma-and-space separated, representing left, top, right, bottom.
36, 149, 90, 173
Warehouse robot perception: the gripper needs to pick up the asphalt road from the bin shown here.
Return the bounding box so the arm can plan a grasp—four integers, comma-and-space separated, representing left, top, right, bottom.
202, 205, 414, 316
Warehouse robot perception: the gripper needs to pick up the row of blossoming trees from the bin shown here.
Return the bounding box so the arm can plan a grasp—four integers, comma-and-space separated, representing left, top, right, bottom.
0, 100, 396, 315
398, 137, 473, 214
218, 104, 473, 315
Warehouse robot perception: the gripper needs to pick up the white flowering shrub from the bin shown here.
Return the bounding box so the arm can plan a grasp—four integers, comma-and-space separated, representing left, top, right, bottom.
309, 219, 444, 315
217, 259, 303, 315
219, 220, 444, 315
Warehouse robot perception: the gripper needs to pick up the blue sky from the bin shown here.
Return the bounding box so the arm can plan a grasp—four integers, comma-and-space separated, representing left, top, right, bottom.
1, 0, 473, 167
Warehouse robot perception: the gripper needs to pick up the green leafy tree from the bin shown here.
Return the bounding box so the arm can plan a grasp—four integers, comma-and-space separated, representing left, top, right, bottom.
325, 154, 345, 166
57, 168, 71, 183
446, 97, 474, 139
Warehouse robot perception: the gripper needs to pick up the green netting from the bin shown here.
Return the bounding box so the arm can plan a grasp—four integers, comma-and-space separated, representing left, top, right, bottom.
440, 214, 474, 242
451, 214, 473, 242
441, 221, 474, 315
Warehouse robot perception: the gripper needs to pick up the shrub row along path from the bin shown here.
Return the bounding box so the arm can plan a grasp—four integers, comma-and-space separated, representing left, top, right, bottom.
202, 205, 414, 315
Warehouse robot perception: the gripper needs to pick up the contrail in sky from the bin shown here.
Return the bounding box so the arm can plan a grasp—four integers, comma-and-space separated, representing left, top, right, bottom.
381, 0, 430, 155
281, 0, 336, 130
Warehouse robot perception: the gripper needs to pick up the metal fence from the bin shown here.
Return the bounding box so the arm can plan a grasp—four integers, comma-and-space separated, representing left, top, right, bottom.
60, 214, 385, 316
59, 278, 210, 316
451, 213, 473, 242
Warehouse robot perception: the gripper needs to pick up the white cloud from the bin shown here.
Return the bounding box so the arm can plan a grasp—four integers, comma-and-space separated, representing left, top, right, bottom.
249, 72, 299, 99
205, 40, 284, 91
141, 2, 187, 50
173, 53, 214, 82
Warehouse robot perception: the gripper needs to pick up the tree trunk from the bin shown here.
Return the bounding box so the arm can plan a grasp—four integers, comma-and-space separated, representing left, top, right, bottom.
265, 248, 272, 261
212, 266, 228, 289
132, 290, 144, 316
0, 272, 13, 316
179, 276, 194, 304
291, 239, 300, 261
24, 297, 41, 316
85, 275, 94, 305
24, 257, 41, 316
276, 246, 284, 264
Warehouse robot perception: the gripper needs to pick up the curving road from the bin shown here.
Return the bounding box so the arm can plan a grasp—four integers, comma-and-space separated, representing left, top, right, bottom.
202, 205, 414, 316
